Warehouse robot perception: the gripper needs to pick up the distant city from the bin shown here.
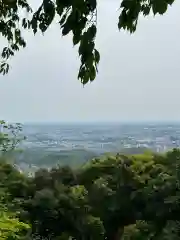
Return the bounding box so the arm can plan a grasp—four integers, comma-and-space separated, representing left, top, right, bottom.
5, 122, 180, 173
113, 123, 180, 153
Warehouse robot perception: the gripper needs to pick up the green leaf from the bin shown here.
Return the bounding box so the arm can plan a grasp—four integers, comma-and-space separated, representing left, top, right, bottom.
118, 10, 127, 30
88, 0, 97, 11
43, 0, 54, 13
22, 18, 27, 28
89, 66, 96, 81
142, 5, 151, 16
78, 66, 89, 84
56, 1, 64, 16
62, 23, 71, 36
94, 49, 100, 64
59, 14, 67, 26
73, 33, 81, 45
31, 18, 38, 34
78, 66, 85, 80
82, 71, 89, 84
152, 0, 168, 15
121, 0, 133, 9
87, 25, 97, 40
166, 0, 175, 5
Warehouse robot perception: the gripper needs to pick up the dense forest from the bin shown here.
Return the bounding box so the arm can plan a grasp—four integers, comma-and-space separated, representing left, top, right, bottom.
0, 123, 180, 239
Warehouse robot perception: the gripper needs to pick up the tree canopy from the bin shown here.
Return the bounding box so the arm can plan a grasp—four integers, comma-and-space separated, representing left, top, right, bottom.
0, 0, 176, 84
0, 210, 30, 240
0, 148, 180, 239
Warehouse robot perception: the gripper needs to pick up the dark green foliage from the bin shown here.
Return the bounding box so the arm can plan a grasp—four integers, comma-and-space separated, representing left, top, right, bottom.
1, 148, 180, 239
0, 0, 31, 74
0, 0, 175, 84
118, 0, 175, 33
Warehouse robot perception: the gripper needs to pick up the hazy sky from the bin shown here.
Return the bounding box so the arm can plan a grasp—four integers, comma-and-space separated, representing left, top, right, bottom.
0, 0, 180, 123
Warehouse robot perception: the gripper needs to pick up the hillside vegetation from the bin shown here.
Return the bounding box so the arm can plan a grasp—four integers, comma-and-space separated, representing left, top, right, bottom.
0, 148, 180, 240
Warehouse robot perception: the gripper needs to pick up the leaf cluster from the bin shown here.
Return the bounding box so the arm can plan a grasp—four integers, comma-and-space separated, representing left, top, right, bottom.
0, 0, 175, 83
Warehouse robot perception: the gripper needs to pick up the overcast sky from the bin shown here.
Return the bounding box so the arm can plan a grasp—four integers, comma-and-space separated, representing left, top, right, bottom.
0, 0, 180, 123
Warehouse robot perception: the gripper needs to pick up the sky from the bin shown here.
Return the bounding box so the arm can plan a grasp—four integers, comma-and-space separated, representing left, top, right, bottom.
0, 0, 180, 123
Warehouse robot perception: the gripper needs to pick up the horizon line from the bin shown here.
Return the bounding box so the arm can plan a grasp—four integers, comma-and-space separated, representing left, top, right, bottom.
20, 120, 180, 125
